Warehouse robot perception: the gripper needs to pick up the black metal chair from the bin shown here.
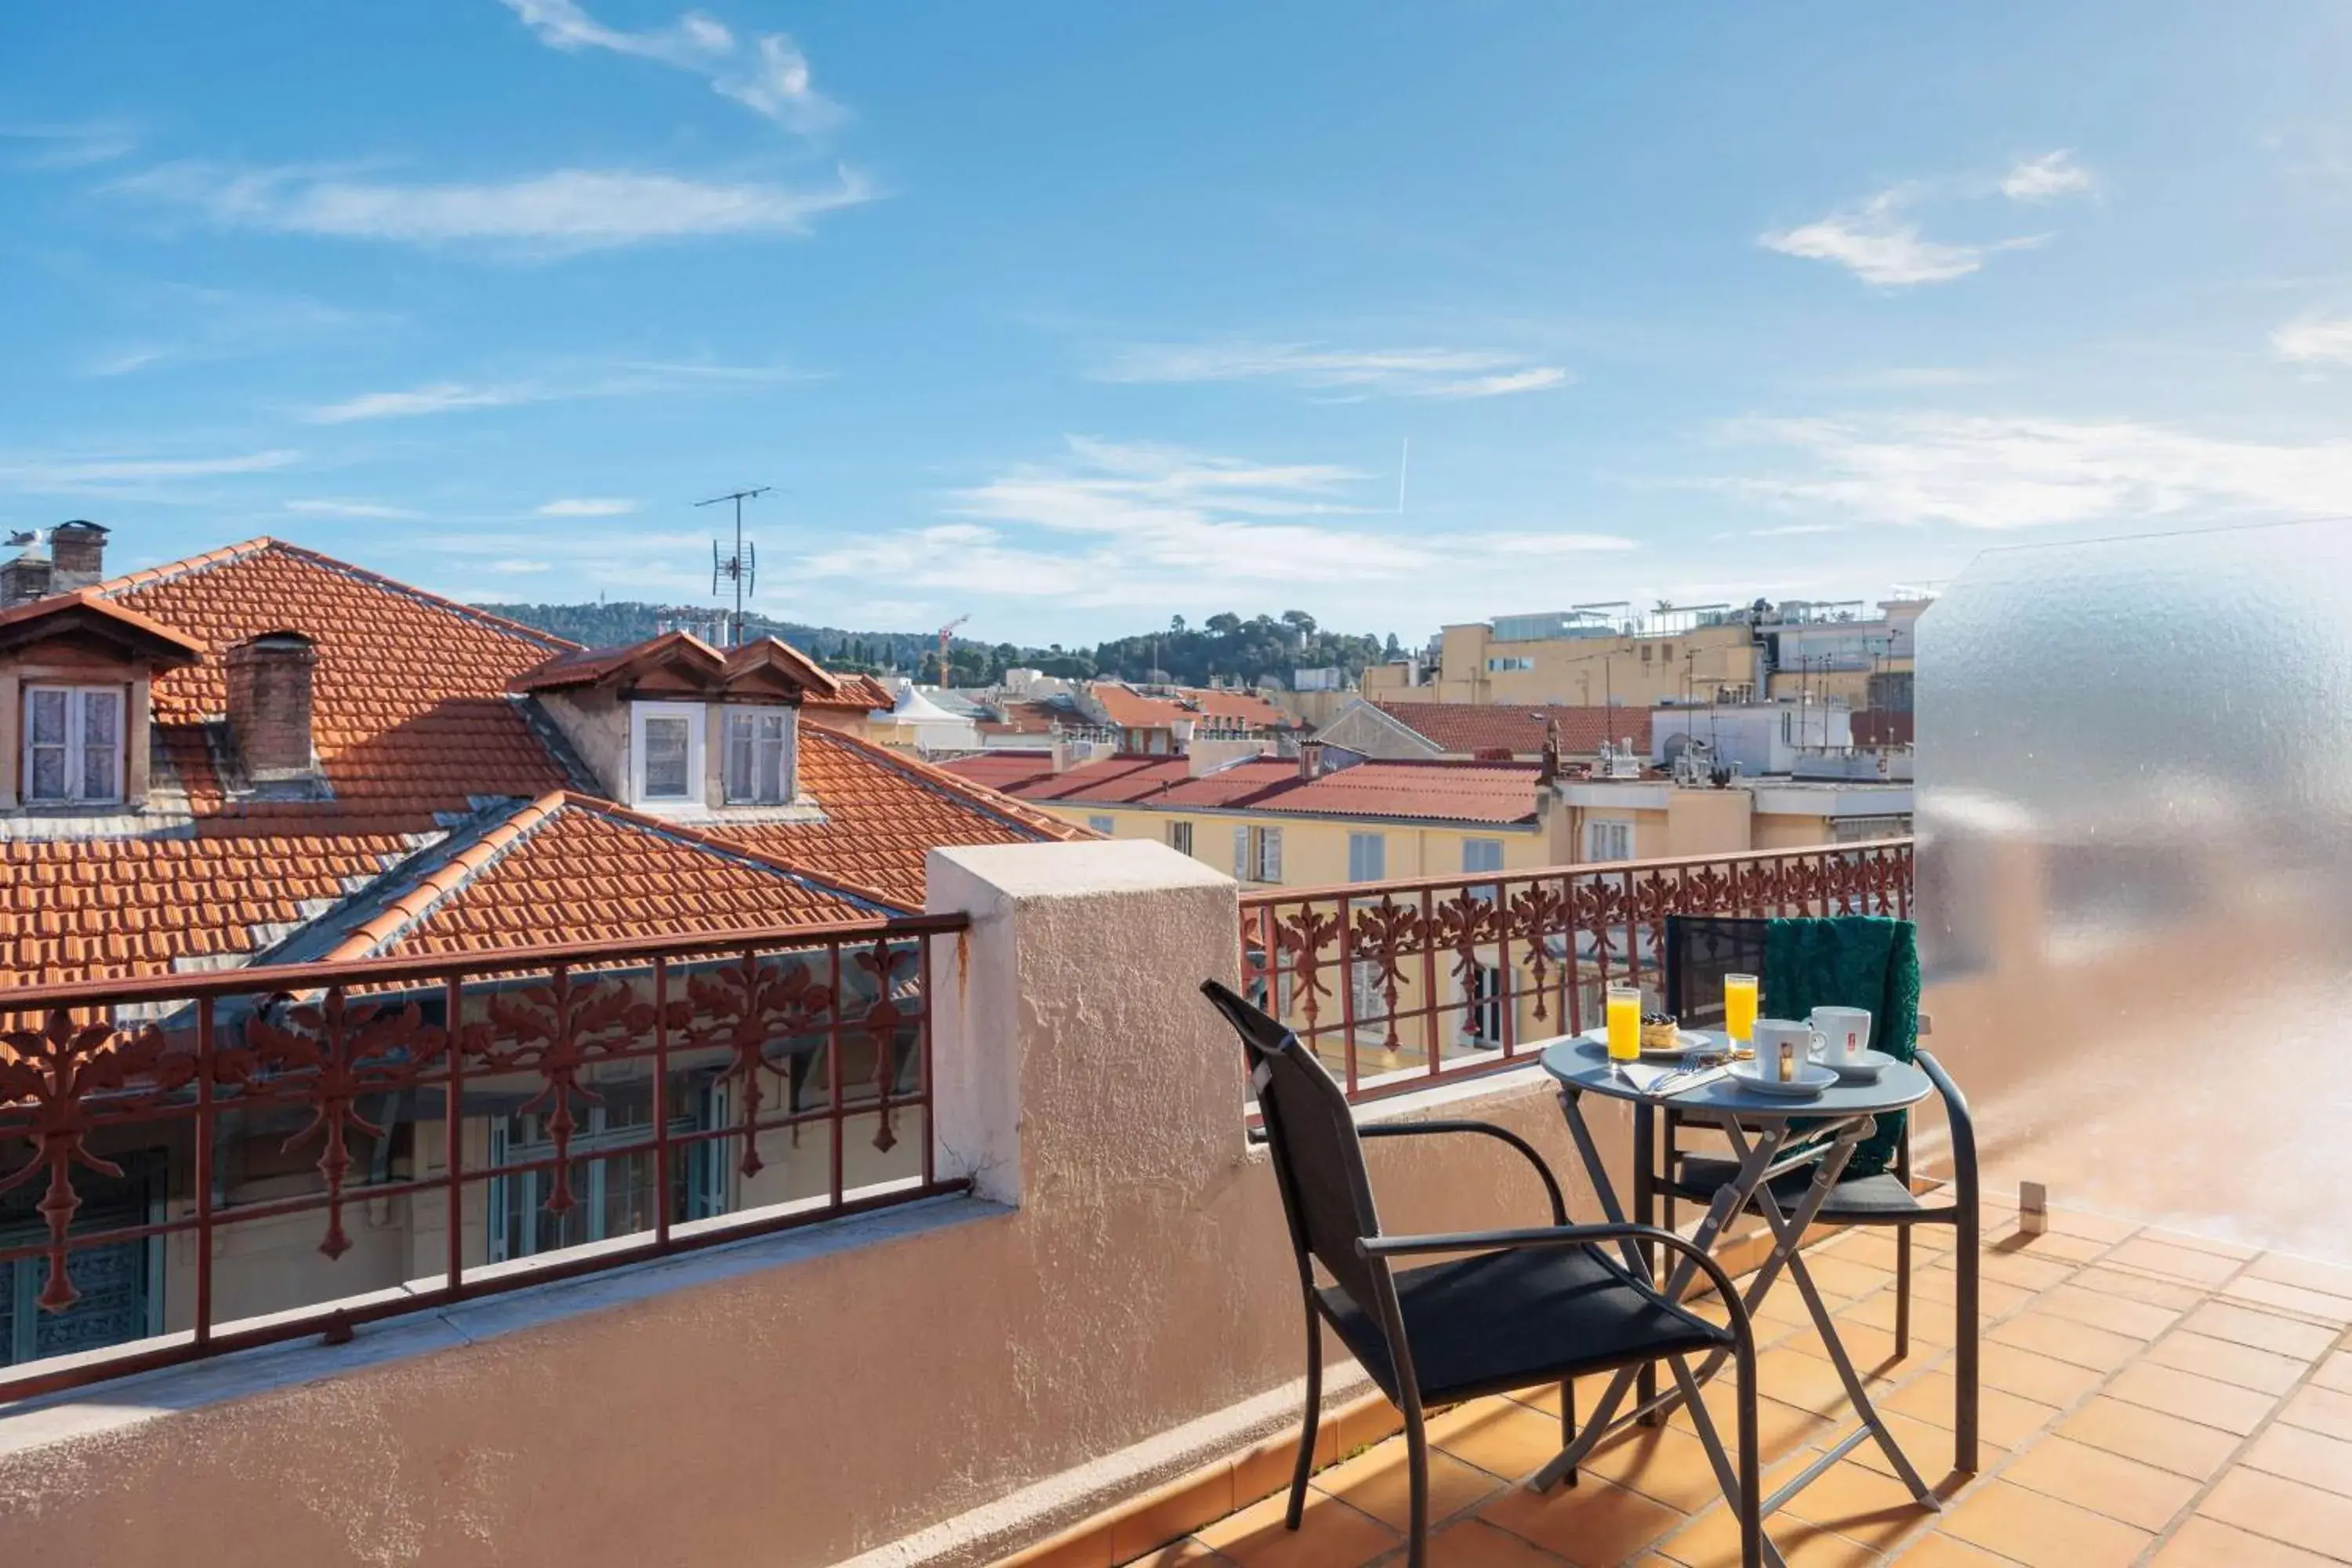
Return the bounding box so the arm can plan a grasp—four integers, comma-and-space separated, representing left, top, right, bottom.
1202, 979, 1763, 1568
1655, 916, 1981, 1468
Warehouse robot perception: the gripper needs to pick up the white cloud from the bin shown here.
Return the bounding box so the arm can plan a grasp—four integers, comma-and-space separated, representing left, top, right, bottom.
0, 448, 299, 496
2, 120, 136, 169
1720, 412, 2352, 530
309, 383, 523, 423
2001, 151, 2094, 202
499, 1, 842, 135
284, 498, 421, 519
1761, 189, 2045, 287
488, 557, 552, 574
114, 163, 874, 252
2272, 315, 2352, 365
536, 497, 638, 517
1094, 341, 1567, 399
80, 285, 379, 379
306, 361, 803, 423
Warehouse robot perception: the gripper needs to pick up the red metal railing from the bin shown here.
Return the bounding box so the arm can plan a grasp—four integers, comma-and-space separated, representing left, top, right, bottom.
1238, 840, 1913, 1102
0, 913, 964, 1399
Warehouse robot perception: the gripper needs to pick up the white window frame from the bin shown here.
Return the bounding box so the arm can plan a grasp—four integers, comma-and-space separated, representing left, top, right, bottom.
1347, 831, 1385, 883
1461, 838, 1504, 875
1251, 825, 1283, 883
1584, 818, 1635, 862
1166, 820, 1193, 856
630, 701, 705, 808
1087, 814, 1116, 835
720, 705, 795, 806
1348, 958, 1390, 1044
20, 684, 125, 806
1461, 961, 1504, 1047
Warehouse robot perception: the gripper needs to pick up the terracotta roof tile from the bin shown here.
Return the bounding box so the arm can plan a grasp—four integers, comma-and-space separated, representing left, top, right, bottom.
945, 751, 1541, 826
1374, 702, 1649, 757
1088, 683, 1289, 731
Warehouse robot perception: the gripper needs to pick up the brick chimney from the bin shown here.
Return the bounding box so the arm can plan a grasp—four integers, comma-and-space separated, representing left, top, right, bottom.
0, 544, 51, 608
226, 630, 320, 782
47, 521, 108, 591
1296, 740, 1326, 781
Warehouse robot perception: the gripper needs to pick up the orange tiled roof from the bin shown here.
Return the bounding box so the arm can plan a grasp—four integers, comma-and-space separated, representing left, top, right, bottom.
1374, 702, 1650, 758
1088, 682, 1289, 731
0, 536, 1076, 991
942, 752, 1541, 826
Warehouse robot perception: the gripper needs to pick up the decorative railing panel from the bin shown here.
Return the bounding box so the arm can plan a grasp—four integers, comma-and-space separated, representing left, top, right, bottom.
1238, 841, 1912, 1101
0, 913, 964, 1399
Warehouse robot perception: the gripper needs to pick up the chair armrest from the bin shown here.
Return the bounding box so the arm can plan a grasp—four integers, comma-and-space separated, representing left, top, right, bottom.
1358, 1222, 1754, 1344
1359, 1119, 1567, 1224
1915, 1048, 1978, 1206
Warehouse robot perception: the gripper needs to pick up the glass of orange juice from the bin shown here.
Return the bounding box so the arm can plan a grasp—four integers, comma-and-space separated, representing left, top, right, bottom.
1606, 985, 1642, 1062
1724, 973, 1759, 1051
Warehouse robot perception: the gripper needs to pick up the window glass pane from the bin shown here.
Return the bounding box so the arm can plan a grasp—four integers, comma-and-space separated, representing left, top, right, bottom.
724, 714, 754, 802
757, 728, 785, 802
643, 716, 691, 797
82, 745, 116, 800
28, 746, 66, 800
81, 690, 120, 746
27, 689, 66, 746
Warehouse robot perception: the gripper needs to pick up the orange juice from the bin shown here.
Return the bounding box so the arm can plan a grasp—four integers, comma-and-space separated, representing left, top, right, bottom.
1724, 973, 1759, 1047
1606, 985, 1642, 1062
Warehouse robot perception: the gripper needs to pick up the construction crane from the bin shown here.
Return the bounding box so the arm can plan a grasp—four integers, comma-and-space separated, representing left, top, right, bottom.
935, 614, 970, 688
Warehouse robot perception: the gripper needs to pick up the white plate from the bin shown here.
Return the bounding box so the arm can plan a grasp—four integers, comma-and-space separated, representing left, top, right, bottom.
1577, 1026, 1717, 1061
1811, 1046, 1897, 1083
1727, 1058, 1840, 1098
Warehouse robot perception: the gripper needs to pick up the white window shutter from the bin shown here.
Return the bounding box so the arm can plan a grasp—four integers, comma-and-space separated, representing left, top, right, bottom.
1233, 825, 1250, 879
1265, 828, 1283, 882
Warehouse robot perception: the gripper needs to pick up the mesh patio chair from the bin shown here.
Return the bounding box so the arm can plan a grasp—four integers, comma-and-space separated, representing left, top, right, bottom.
1202, 979, 1764, 1568
1655, 915, 1981, 1467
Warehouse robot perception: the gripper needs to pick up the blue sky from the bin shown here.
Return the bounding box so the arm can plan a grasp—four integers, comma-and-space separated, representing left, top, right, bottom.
8, 2, 2352, 644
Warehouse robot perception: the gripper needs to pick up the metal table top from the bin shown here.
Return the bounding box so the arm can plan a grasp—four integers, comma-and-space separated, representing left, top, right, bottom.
1538, 1033, 1933, 1120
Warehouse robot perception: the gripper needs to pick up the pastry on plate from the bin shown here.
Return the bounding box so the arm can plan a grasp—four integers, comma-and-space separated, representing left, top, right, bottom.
1640, 1011, 1680, 1050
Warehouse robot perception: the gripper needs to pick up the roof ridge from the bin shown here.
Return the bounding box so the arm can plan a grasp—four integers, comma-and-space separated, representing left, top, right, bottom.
801, 724, 1087, 842
265, 541, 583, 653
563, 793, 915, 915
319, 793, 571, 961
93, 535, 279, 597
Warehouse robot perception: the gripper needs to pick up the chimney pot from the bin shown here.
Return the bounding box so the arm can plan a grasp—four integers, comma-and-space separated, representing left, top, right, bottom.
47, 521, 108, 590
227, 630, 321, 783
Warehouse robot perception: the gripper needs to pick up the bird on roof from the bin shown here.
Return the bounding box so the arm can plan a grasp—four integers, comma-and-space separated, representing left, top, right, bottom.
5, 530, 38, 546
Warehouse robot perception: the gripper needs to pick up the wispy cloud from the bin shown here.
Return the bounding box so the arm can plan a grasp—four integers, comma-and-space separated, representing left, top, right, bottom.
1717, 412, 2352, 530
2272, 315, 2352, 365
0, 448, 299, 497
80, 284, 379, 379
306, 361, 805, 423
309, 383, 522, 423
2, 120, 137, 170
2001, 150, 2095, 202
1761, 188, 2045, 287
1094, 341, 1568, 399
112, 163, 875, 253
499, 1, 842, 135
283, 498, 422, 520
488, 557, 552, 574
536, 497, 637, 516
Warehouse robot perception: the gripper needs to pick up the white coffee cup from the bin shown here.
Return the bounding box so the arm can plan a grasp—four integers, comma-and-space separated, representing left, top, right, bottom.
1809, 1006, 1873, 1063
1751, 1018, 1817, 1082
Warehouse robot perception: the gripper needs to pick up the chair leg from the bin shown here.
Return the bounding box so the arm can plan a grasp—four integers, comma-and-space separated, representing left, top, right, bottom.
1735, 1359, 1762, 1568
1287, 1306, 1322, 1530
1894, 1225, 1913, 1358
1558, 1378, 1578, 1488
1403, 1396, 1430, 1568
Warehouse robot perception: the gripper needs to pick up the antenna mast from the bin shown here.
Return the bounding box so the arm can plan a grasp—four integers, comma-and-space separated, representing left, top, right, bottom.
696, 486, 770, 648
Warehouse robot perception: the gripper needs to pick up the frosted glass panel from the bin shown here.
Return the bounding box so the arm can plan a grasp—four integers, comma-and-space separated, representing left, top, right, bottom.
1918, 520, 2352, 1260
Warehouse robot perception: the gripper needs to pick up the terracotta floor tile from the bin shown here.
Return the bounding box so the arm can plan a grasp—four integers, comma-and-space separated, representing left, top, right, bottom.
2140, 1228, 2261, 1261
1337, 1399, 1407, 1456
1998, 1434, 2200, 1532
2148, 1514, 2345, 1568
1778, 1316, 1907, 1379
1847, 1409, 2000, 1486
2033, 1283, 2184, 1339
1971, 1249, 2080, 1293
2056, 1395, 2245, 1479
2318, 1352, 2352, 1395
1754, 1346, 1866, 1419
1312, 1446, 1502, 1534
1665, 1389, 1832, 1468
1017, 1523, 1116, 1568
2103, 1238, 2245, 1287
1235, 1423, 1341, 1508
1938, 1479, 2154, 1568
2106, 1360, 2281, 1436
1577, 1421, 1751, 1515
2198, 1466, 2352, 1560
1889, 1533, 2025, 1567
1883, 1374, 2059, 1450
1111, 1467, 1239, 1563
2279, 1384, 2352, 1444
1478, 1475, 1687, 1568
2246, 1253, 2352, 1300
1817, 1230, 1904, 1271
1989, 1312, 2143, 1374
2064, 1266, 2209, 1312
2242, 1423, 2352, 1497
1999, 1229, 2110, 1264
1799, 1255, 1899, 1302
1425, 1518, 1576, 1568
2042, 1207, 2140, 1243
1780, 1457, 1953, 1549
1838, 1290, 1959, 1348
2183, 1300, 2342, 1361
2145, 1330, 2313, 1394
1122, 1541, 1223, 1568
1659, 1505, 1880, 1568
1976, 1341, 2105, 1405
1432, 1399, 1573, 1484
1913, 1267, 2038, 1319
1196, 1489, 1400, 1568
2223, 1276, 2352, 1328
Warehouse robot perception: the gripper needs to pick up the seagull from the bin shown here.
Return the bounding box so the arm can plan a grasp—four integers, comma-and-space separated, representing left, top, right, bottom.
4, 531, 38, 547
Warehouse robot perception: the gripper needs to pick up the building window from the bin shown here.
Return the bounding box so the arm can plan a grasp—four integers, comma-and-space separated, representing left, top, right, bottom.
1585, 819, 1635, 862
1166, 820, 1193, 855
21, 685, 125, 804
1831, 814, 1912, 844
1463, 962, 1504, 1047
1234, 825, 1283, 883
1087, 814, 1116, 835
721, 707, 793, 804
488, 1084, 710, 1263
1347, 831, 1386, 882
630, 701, 703, 806
1349, 959, 1390, 1042
1484, 656, 1534, 672
1462, 839, 1504, 875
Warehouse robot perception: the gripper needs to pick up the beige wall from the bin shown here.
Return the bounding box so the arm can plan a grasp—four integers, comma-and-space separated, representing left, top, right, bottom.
1433, 622, 1762, 709
1041, 800, 1548, 889
0, 840, 1629, 1568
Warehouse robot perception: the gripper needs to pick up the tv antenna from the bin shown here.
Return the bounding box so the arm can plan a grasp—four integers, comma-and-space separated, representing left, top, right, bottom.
697, 486, 769, 648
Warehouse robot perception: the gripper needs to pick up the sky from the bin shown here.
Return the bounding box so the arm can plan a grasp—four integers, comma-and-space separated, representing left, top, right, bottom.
9, 3, 2352, 646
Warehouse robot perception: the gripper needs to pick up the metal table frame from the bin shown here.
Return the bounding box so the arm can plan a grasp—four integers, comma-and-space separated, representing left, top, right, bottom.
1536, 1042, 1944, 1566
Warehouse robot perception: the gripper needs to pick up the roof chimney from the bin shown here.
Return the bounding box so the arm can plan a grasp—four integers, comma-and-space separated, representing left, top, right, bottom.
1297, 740, 1326, 781
48, 521, 108, 591
227, 630, 321, 784
0, 544, 52, 608
1537, 720, 1562, 787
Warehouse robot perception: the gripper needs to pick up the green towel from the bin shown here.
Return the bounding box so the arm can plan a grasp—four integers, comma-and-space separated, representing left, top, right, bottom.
1763, 915, 1921, 1181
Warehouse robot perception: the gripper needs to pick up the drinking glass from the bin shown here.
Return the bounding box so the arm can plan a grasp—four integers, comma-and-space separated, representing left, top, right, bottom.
1724, 972, 1759, 1049
1606, 985, 1642, 1062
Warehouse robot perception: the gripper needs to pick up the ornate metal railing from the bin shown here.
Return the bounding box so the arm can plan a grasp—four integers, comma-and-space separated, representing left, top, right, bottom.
1238, 840, 1912, 1102
0, 913, 964, 1399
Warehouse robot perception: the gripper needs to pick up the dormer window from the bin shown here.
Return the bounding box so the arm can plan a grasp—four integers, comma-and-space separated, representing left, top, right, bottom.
630, 701, 704, 808
723, 707, 794, 804
24, 684, 125, 804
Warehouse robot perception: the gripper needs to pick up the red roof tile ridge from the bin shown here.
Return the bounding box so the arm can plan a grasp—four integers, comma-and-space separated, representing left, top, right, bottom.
0, 586, 208, 655
321, 792, 571, 960
93, 535, 280, 597
802, 725, 1090, 842
561, 793, 916, 915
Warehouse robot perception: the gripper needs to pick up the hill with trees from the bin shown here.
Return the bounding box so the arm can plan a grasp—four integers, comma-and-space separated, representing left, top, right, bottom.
476, 601, 1402, 688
